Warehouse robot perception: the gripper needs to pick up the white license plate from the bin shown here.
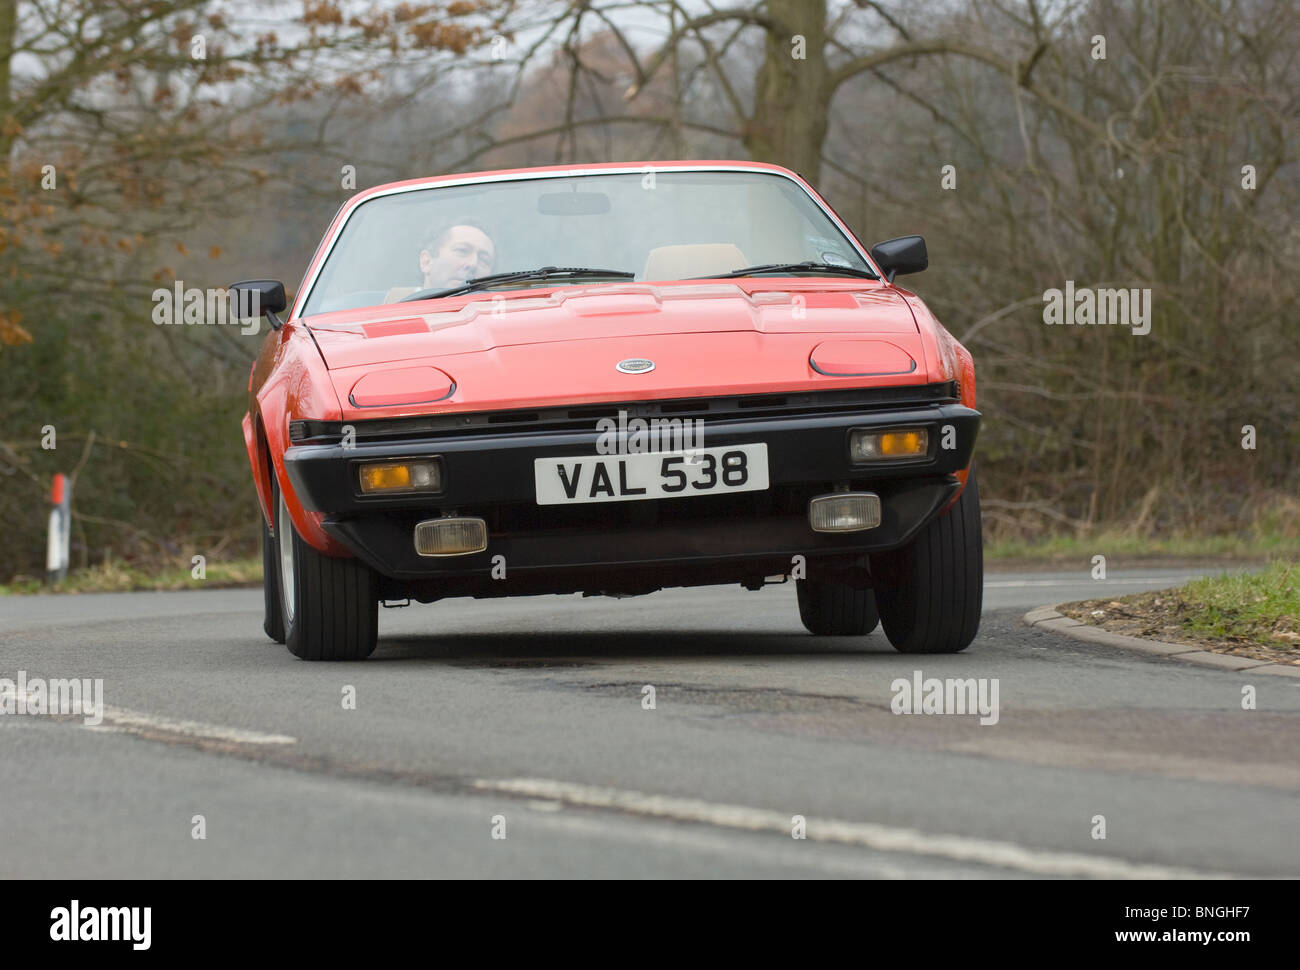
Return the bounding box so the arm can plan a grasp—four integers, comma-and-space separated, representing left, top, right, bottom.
534, 444, 769, 505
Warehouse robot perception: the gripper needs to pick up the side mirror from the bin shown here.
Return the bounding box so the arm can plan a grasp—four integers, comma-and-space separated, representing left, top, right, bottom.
230, 279, 287, 330
869, 236, 927, 283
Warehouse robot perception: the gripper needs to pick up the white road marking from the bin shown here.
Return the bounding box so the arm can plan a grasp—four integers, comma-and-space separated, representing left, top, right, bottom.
522, 809, 911, 879
1, 686, 297, 745
474, 778, 1238, 879
985, 578, 1186, 588
88, 707, 296, 745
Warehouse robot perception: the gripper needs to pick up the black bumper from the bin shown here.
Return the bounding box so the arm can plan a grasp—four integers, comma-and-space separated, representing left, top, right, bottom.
282, 391, 979, 590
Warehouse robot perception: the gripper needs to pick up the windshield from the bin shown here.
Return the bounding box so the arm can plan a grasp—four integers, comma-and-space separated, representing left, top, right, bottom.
300, 170, 873, 316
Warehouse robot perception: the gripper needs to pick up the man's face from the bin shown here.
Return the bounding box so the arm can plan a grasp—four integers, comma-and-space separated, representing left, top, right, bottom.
420, 225, 495, 290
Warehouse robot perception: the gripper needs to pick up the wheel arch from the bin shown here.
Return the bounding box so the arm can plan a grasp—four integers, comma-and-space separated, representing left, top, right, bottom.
256, 386, 352, 558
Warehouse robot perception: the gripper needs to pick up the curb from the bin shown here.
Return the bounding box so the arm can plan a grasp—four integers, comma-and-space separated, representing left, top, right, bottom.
1022, 605, 1300, 678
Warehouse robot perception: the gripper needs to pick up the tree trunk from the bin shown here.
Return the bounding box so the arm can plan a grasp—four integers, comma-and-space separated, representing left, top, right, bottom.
744, 0, 829, 181
0, 0, 15, 167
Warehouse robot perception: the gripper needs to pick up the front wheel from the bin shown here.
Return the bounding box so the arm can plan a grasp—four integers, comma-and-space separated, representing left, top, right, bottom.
869, 469, 983, 654
261, 513, 285, 644
796, 576, 879, 636
275, 481, 378, 661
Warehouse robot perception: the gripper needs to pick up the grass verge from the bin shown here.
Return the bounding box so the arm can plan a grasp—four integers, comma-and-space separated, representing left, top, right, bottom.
1058, 561, 1300, 666
0, 556, 262, 595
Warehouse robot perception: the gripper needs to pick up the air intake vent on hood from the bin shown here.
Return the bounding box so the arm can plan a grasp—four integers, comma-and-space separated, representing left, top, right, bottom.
809, 340, 917, 377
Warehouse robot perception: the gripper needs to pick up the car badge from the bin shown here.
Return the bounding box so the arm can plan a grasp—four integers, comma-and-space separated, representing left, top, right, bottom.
616, 358, 655, 374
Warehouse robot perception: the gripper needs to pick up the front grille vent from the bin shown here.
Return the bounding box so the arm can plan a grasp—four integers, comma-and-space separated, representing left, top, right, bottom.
289, 382, 957, 446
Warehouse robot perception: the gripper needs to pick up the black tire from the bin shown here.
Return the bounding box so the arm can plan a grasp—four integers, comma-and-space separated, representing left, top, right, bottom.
261, 513, 286, 644
796, 576, 879, 636
869, 469, 983, 654
274, 479, 378, 661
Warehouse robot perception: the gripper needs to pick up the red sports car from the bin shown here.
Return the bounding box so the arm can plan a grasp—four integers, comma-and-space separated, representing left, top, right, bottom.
236, 161, 981, 661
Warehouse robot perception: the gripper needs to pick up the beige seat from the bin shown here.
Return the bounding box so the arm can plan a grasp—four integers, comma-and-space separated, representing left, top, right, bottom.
383, 286, 419, 303
642, 244, 748, 281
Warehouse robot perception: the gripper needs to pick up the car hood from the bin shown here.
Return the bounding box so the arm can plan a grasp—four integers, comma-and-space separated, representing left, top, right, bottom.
305, 282, 934, 419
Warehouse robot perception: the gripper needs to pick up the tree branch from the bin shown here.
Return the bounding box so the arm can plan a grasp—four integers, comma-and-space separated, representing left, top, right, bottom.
625, 6, 774, 100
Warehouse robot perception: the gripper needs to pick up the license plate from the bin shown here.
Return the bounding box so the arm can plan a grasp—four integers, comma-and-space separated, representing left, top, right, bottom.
534, 444, 769, 505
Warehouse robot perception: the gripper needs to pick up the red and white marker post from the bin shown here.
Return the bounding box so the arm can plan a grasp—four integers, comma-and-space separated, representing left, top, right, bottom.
46, 472, 71, 584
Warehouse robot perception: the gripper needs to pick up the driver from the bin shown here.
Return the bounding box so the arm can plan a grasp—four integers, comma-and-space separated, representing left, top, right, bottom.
418, 219, 496, 291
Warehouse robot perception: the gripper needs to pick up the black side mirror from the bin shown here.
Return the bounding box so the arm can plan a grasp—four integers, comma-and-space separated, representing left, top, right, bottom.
230, 279, 287, 330
869, 236, 928, 283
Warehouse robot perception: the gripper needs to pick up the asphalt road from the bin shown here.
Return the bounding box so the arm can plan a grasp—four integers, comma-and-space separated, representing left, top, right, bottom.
2, 567, 1297, 878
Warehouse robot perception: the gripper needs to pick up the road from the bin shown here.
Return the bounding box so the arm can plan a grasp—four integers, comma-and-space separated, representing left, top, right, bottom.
2, 567, 1296, 878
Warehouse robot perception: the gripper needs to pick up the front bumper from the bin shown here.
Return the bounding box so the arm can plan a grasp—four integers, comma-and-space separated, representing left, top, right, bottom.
282, 384, 979, 587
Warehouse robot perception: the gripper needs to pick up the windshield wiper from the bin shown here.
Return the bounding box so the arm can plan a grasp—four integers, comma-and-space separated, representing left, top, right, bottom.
398, 266, 635, 303
691, 261, 878, 281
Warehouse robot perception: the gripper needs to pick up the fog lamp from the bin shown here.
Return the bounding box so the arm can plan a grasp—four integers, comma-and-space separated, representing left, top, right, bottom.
414, 517, 488, 556
809, 493, 882, 532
